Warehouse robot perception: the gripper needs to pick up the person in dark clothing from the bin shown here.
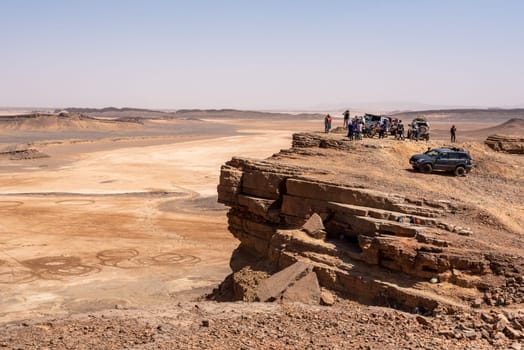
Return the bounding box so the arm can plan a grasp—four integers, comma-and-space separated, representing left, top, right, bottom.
450, 125, 457, 143
355, 119, 363, 140
396, 120, 405, 140
343, 110, 350, 128
347, 121, 354, 140
379, 121, 387, 139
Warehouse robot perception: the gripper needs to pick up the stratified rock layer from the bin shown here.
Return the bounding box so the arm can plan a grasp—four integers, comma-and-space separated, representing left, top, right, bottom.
485, 134, 524, 154
217, 133, 523, 314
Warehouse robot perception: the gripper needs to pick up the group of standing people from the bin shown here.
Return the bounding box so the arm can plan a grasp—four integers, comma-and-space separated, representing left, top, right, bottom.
395, 120, 405, 140
345, 110, 385, 141
346, 116, 364, 140
343, 110, 365, 140
324, 111, 458, 143
324, 110, 355, 134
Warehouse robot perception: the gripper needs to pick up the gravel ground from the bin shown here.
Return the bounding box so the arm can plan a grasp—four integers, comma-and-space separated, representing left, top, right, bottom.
1, 301, 521, 350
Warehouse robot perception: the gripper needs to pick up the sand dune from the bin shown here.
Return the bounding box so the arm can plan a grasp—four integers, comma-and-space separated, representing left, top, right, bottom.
460, 117, 524, 137
481, 117, 524, 134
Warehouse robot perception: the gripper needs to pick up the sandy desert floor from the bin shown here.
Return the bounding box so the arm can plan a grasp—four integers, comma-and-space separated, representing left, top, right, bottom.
0, 118, 321, 324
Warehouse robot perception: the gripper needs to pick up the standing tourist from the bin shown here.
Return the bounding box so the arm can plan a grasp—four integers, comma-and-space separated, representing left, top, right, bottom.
355, 118, 363, 140
343, 110, 350, 129
324, 114, 333, 133
396, 120, 404, 140
347, 120, 354, 140
450, 125, 457, 143
379, 121, 387, 139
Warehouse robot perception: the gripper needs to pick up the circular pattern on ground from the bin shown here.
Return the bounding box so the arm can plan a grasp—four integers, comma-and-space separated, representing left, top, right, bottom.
0, 269, 38, 284
96, 249, 201, 269
21, 256, 99, 279
97, 249, 139, 260
150, 252, 201, 265
96, 249, 141, 269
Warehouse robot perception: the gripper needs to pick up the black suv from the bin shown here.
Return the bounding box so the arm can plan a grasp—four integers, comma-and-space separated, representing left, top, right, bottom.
409, 147, 472, 176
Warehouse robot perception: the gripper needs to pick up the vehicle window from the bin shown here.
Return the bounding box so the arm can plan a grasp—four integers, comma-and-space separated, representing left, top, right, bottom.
439, 153, 449, 159
425, 150, 440, 157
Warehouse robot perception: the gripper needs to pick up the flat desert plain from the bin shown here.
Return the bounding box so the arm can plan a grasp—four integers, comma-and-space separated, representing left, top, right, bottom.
0, 115, 320, 323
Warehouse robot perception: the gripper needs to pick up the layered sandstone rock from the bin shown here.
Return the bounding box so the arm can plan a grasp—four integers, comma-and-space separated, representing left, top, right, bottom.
485, 134, 524, 154
0, 148, 49, 160
217, 133, 523, 313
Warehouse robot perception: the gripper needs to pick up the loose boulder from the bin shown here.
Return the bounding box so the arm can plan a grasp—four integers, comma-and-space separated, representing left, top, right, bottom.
255, 261, 313, 302
282, 270, 321, 304
301, 213, 326, 239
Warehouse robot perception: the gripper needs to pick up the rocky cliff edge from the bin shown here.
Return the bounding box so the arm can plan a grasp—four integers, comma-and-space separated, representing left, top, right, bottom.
215, 132, 524, 317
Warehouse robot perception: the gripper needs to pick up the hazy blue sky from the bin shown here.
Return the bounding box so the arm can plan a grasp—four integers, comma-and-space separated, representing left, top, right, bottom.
1, 0, 523, 110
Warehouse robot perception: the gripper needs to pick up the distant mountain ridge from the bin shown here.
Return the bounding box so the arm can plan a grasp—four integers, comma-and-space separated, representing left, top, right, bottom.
390, 108, 524, 122
57, 107, 164, 114
0, 112, 142, 131
59, 107, 323, 120
8, 106, 523, 123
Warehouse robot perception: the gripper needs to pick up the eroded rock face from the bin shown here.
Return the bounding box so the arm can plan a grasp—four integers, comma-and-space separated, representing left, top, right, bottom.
0, 148, 49, 160
485, 134, 524, 154
216, 133, 523, 313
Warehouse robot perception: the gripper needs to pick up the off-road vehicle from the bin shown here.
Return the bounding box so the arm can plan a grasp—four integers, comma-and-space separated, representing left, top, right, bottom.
409, 147, 473, 176
363, 113, 390, 138
407, 116, 430, 141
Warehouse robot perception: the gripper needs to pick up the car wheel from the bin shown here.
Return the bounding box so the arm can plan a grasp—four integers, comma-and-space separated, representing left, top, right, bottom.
421, 163, 432, 173
454, 166, 466, 177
